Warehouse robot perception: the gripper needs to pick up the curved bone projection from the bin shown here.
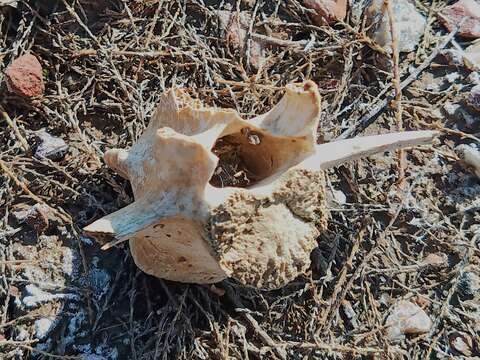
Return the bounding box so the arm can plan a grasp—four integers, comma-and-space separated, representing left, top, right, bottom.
84, 81, 437, 289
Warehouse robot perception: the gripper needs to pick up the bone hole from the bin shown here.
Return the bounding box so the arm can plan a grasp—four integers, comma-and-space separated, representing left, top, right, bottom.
210, 127, 286, 188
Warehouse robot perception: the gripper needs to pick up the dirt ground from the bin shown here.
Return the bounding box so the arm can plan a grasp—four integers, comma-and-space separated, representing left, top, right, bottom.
1, 0, 479, 359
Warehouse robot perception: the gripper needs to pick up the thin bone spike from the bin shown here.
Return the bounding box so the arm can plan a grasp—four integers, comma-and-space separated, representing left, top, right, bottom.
83, 199, 159, 245
301, 130, 439, 171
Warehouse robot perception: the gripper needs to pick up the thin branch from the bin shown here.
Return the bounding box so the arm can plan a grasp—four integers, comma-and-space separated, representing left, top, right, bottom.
1, 107, 29, 152
339, 23, 462, 139
0, 159, 72, 223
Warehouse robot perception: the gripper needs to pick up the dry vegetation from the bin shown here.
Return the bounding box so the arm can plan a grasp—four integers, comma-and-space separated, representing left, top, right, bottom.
1, 0, 479, 359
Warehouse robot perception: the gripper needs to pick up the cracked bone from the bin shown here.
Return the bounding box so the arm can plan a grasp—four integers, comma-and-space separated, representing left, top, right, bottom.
84, 81, 437, 290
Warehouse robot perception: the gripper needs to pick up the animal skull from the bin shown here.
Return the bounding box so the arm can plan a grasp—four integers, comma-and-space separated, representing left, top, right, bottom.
84, 81, 437, 290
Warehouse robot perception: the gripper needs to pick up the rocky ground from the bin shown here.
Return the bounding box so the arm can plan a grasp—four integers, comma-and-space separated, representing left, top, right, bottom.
0, 0, 479, 359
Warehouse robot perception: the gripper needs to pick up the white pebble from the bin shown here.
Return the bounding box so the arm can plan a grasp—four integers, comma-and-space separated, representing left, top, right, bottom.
385, 300, 432, 341
367, 0, 426, 53
34, 317, 55, 339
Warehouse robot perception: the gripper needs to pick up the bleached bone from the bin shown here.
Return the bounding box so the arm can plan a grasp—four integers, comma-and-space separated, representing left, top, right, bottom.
84, 81, 437, 290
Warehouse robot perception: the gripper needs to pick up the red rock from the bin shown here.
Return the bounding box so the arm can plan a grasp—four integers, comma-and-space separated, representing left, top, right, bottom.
304, 0, 347, 25
439, 0, 480, 39
4, 54, 45, 98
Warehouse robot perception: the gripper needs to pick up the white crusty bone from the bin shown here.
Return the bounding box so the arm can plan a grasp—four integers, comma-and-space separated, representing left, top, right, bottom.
84, 81, 437, 290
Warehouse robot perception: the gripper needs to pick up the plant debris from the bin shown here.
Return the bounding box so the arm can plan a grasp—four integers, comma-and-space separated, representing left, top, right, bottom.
211, 134, 256, 188
217, 10, 267, 68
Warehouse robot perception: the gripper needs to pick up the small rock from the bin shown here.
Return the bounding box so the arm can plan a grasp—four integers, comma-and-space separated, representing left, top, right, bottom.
34, 130, 68, 160
465, 41, 480, 70
34, 317, 55, 340
421, 252, 449, 268
443, 101, 461, 116
385, 300, 432, 341
217, 11, 266, 68
330, 188, 347, 204
441, 49, 465, 67
445, 71, 461, 83
449, 332, 474, 356
379, 292, 390, 306
467, 71, 480, 84
25, 204, 50, 233
468, 84, 480, 111
303, 0, 347, 25
439, 0, 480, 39
457, 271, 480, 297
0, 0, 18, 8
12, 208, 29, 223
4, 54, 44, 98
367, 0, 426, 53
455, 144, 480, 178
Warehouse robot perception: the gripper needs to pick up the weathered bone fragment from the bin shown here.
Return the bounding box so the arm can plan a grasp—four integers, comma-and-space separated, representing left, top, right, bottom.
84, 81, 437, 290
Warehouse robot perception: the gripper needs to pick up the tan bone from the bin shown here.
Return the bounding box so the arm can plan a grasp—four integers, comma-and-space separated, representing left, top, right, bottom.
84, 81, 437, 290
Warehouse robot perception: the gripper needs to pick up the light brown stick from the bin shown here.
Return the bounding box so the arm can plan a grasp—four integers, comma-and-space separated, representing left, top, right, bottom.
385, 0, 406, 188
